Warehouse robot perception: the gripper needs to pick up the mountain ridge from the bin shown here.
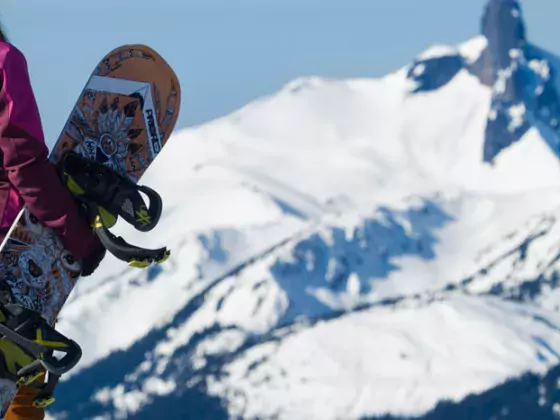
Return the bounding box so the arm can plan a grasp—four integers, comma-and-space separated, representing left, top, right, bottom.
43, 1, 560, 419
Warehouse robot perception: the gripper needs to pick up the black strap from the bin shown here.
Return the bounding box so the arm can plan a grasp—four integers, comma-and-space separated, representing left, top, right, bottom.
59, 151, 171, 267
60, 152, 163, 232
94, 222, 169, 266
0, 304, 82, 377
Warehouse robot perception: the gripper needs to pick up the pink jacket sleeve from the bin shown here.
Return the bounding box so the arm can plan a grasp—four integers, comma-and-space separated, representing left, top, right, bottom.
0, 44, 99, 259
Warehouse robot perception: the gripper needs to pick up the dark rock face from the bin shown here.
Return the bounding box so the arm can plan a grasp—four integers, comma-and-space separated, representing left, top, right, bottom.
407, 55, 465, 93
407, 0, 560, 163
480, 0, 527, 78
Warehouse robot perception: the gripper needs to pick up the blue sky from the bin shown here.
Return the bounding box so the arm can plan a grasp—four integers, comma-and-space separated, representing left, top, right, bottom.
2, 0, 559, 146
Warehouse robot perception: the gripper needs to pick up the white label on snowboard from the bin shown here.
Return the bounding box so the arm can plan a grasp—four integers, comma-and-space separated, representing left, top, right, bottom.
86, 75, 163, 158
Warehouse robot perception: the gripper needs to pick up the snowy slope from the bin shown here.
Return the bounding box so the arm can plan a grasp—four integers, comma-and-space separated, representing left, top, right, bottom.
207, 294, 560, 419
44, 1, 560, 419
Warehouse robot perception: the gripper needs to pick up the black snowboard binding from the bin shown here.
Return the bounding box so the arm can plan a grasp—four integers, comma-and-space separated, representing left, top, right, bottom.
59, 151, 170, 268
0, 152, 173, 408
0, 302, 81, 408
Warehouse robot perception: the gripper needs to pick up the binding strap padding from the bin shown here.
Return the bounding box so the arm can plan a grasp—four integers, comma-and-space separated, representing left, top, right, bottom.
93, 218, 170, 268
60, 152, 162, 232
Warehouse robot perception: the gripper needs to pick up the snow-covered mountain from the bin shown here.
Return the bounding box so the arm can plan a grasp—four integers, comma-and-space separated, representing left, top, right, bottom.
47, 1, 560, 419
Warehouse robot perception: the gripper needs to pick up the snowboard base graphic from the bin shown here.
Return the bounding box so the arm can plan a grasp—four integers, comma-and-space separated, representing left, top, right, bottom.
0, 44, 180, 415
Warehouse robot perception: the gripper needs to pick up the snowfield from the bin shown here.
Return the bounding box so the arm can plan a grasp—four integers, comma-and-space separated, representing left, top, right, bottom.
44, 7, 560, 420
207, 294, 560, 419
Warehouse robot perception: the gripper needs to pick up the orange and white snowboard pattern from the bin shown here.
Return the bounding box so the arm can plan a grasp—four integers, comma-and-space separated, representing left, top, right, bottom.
0, 45, 180, 415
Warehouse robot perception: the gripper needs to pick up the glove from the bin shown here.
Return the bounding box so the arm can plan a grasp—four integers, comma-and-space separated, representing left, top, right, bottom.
80, 237, 106, 277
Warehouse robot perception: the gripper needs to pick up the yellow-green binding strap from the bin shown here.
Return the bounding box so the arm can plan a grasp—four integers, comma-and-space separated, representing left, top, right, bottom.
129, 250, 171, 268
65, 174, 85, 196
16, 371, 44, 386
0, 339, 36, 378
98, 206, 117, 229
34, 328, 69, 349
32, 396, 56, 408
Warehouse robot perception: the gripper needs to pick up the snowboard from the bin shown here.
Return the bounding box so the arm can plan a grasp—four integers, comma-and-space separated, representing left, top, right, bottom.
0, 44, 181, 415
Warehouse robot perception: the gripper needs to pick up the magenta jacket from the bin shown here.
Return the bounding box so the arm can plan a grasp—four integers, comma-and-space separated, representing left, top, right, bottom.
0, 42, 98, 259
